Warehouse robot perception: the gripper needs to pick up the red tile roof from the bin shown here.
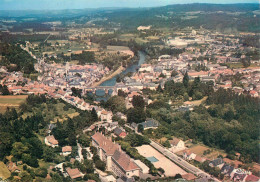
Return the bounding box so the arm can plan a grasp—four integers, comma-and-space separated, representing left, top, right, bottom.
182, 173, 197, 180
112, 150, 140, 172
92, 132, 119, 155
62, 146, 72, 152
46, 135, 59, 145
66, 168, 82, 179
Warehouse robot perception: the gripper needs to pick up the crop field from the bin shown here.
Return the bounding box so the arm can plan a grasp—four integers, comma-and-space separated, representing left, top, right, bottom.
0, 95, 28, 113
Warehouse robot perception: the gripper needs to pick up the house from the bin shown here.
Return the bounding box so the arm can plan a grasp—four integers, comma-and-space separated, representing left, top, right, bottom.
209, 158, 224, 168
115, 112, 127, 121
134, 160, 149, 174
182, 173, 197, 181
244, 175, 260, 182
66, 167, 83, 180
7, 162, 21, 173
45, 135, 59, 148
139, 118, 159, 130
62, 146, 72, 156
169, 138, 185, 150
183, 150, 196, 161
101, 110, 113, 122
114, 127, 127, 138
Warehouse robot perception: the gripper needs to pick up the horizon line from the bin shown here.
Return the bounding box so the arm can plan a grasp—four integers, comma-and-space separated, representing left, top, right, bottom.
0, 2, 259, 11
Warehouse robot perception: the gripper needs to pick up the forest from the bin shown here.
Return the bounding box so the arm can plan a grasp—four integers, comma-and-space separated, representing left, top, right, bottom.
144, 85, 259, 163
0, 43, 36, 74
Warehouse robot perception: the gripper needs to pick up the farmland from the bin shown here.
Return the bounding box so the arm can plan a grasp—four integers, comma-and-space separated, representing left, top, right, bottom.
0, 95, 27, 113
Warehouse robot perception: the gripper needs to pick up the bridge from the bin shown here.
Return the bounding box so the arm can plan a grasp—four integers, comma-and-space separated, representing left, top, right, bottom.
85, 86, 117, 95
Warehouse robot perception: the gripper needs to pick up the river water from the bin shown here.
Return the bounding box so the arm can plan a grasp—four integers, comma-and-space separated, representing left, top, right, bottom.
93, 51, 146, 101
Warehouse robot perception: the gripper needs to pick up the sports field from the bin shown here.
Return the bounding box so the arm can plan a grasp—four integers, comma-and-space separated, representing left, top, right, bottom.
136, 145, 187, 177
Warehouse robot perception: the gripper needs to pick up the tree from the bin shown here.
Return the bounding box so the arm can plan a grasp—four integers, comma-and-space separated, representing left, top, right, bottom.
118, 89, 127, 97
132, 95, 145, 109
183, 71, 189, 88
127, 108, 146, 124
174, 174, 182, 179
43, 147, 55, 162
95, 160, 106, 171
137, 124, 144, 133
242, 58, 251, 68
91, 108, 98, 121
171, 70, 178, 77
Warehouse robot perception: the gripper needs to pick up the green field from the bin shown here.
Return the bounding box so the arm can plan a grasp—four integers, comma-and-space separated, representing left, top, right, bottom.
0, 161, 11, 180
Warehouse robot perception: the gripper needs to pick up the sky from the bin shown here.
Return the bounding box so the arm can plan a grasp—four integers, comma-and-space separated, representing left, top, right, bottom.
0, 0, 258, 10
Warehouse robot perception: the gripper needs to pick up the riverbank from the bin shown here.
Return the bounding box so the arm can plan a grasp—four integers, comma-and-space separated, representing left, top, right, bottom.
91, 66, 125, 87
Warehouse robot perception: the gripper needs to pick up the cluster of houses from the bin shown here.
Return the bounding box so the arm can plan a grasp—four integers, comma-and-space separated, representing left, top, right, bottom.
182, 150, 260, 182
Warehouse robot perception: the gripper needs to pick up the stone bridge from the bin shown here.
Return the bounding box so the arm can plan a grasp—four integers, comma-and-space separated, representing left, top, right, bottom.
85, 86, 117, 95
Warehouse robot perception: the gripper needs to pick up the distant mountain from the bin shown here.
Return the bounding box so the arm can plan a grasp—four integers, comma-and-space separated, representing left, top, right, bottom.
0, 3, 259, 33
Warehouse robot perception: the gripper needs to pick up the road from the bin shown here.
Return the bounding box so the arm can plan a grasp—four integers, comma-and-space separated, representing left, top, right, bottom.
150, 140, 220, 182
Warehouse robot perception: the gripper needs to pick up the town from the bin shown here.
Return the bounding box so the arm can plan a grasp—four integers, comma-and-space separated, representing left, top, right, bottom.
0, 2, 259, 182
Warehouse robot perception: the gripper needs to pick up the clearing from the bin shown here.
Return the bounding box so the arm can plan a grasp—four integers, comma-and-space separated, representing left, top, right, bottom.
177, 144, 227, 161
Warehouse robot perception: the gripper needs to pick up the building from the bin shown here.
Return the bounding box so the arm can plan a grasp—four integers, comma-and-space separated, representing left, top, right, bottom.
45, 135, 59, 148
62, 146, 72, 156
139, 118, 159, 130
7, 162, 21, 173
66, 167, 83, 180
183, 150, 196, 161
182, 173, 197, 181
209, 158, 224, 169
114, 127, 127, 138
91, 132, 140, 178
134, 160, 149, 174
111, 150, 140, 178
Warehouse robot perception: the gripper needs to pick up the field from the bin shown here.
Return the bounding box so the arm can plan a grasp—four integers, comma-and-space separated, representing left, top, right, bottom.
136, 145, 187, 177
177, 144, 227, 160
0, 95, 28, 113
0, 161, 11, 180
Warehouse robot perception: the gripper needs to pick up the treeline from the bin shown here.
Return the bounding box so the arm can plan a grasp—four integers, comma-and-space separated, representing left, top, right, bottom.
0, 84, 11, 95
0, 43, 36, 74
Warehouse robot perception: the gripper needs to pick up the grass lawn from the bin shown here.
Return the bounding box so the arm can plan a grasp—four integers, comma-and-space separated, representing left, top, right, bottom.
0, 95, 27, 113
0, 161, 11, 180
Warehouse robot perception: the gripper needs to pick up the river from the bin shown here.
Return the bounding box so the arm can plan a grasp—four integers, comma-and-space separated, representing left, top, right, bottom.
100, 51, 146, 86
93, 51, 146, 101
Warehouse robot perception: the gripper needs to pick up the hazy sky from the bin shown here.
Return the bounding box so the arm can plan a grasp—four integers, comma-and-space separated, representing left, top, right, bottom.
0, 0, 258, 10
